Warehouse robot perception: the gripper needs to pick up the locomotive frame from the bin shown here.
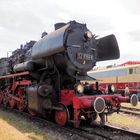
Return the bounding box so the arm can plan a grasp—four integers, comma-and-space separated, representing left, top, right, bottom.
0, 21, 138, 128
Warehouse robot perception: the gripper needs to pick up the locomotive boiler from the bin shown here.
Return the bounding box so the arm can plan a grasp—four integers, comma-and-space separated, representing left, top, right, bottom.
0, 21, 138, 128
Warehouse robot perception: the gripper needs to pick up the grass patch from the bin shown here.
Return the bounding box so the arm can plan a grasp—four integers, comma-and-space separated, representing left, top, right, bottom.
121, 102, 140, 109
107, 112, 140, 133
0, 108, 58, 140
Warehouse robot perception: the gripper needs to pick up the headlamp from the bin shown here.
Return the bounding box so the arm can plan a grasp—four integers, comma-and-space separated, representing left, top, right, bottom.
76, 84, 84, 93
84, 31, 92, 39
111, 85, 115, 92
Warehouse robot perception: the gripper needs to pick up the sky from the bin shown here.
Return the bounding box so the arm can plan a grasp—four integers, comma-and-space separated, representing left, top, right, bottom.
0, 0, 140, 66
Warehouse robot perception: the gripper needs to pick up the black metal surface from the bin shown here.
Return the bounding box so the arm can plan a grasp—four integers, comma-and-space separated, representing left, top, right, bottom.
26, 84, 54, 116
13, 61, 35, 72
52, 22, 97, 79
54, 22, 66, 30
26, 85, 40, 113
32, 24, 70, 59
0, 40, 36, 75
13, 59, 46, 72
96, 34, 120, 61
0, 21, 121, 118
0, 58, 9, 76
0, 21, 120, 81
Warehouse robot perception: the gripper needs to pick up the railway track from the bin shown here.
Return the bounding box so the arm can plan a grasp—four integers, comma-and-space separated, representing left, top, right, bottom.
0, 105, 140, 140
121, 106, 140, 112
120, 106, 140, 117
80, 123, 140, 140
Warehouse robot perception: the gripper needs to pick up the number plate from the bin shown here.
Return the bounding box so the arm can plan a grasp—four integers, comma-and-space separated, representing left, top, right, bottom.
77, 53, 93, 61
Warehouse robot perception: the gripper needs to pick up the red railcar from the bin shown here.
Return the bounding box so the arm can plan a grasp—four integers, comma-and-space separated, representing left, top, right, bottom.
88, 61, 140, 95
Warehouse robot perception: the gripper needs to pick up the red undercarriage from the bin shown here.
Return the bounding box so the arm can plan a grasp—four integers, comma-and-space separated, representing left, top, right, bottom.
0, 72, 137, 128
59, 89, 132, 127
0, 72, 31, 111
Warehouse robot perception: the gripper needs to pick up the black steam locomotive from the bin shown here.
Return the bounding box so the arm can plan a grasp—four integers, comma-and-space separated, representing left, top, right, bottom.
0, 21, 137, 128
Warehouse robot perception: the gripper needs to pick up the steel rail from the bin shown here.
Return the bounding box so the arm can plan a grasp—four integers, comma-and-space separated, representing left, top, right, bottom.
0, 105, 140, 140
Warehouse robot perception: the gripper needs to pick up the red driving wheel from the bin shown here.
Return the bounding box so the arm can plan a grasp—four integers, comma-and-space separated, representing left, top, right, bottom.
55, 103, 69, 126
16, 87, 27, 112
17, 101, 24, 112
9, 98, 16, 109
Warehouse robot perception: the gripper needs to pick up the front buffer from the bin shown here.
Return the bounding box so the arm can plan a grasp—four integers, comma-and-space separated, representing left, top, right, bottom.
55, 91, 138, 128
72, 94, 138, 128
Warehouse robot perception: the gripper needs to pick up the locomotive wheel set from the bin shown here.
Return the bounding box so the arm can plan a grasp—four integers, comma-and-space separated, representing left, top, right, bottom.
0, 21, 138, 128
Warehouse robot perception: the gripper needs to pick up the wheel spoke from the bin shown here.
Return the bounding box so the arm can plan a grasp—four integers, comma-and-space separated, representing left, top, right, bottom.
55, 104, 69, 126
16, 87, 27, 112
